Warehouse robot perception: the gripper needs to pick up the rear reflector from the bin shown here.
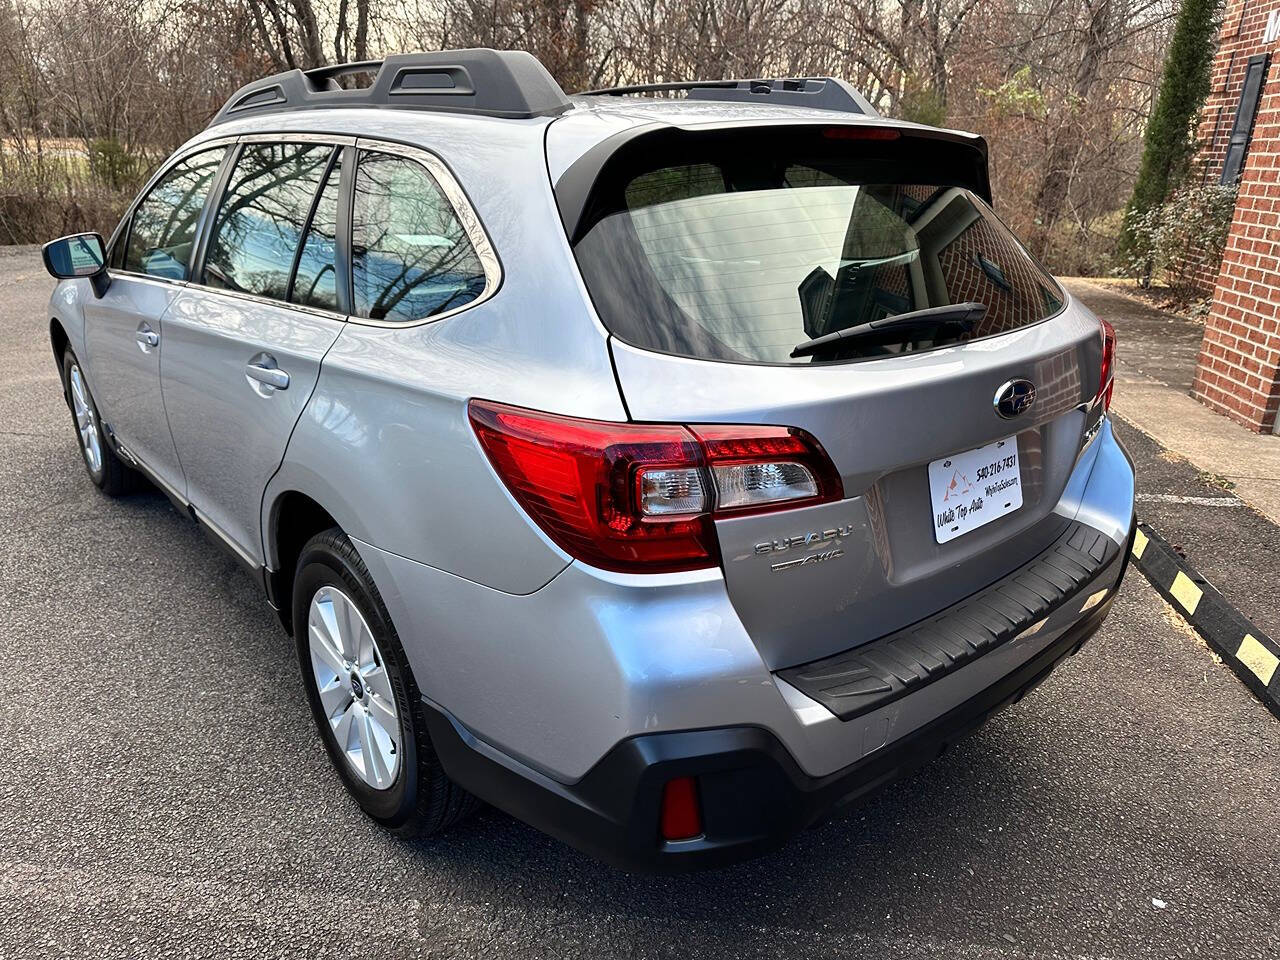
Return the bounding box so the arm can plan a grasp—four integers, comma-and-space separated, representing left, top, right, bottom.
468, 400, 843, 573
659, 776, 702, 841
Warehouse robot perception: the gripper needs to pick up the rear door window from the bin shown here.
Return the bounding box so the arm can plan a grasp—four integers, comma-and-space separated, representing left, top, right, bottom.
124, 147, 227, 280
572, 137, 1064, 364
350, 151, 486, 323
204, 143, 334, 300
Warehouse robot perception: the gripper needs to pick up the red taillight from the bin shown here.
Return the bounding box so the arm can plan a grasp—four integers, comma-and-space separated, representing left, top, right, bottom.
659, 776, 702, 841
1098, 319, 1116, 411
468, 400, 843, 573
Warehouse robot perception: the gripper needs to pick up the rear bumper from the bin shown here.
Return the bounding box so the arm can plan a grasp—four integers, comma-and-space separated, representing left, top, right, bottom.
425, 516, 1135, 871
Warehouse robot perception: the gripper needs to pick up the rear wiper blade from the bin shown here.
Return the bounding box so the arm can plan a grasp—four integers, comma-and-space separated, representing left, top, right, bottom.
790, 302, 986, 358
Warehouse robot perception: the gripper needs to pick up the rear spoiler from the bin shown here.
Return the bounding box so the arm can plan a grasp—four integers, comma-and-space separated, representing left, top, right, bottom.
553, 122, 991, 245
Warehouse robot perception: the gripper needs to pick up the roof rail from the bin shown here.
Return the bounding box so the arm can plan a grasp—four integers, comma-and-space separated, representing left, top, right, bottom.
575, 78, 879, 117
210, 49, 572, 126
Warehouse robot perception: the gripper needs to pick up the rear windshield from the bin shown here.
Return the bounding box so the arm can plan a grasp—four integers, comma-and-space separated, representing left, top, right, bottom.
571, 138, 1064, 365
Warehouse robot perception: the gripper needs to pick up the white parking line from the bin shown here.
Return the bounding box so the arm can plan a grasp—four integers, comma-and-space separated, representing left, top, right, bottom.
1134, 493, 1243, 507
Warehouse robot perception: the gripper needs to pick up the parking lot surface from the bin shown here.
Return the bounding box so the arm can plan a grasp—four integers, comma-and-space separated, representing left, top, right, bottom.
2, 246, 1278, 959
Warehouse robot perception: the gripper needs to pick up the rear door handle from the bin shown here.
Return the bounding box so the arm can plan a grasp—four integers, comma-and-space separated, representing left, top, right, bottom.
245, 357, 290, 391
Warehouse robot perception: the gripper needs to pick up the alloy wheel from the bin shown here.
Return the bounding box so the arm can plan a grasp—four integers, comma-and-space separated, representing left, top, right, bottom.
68, 363, 102, 475
307, 585, 401, 789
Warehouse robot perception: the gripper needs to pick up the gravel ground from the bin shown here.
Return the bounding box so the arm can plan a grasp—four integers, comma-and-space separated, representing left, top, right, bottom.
2, 247, 1278, 958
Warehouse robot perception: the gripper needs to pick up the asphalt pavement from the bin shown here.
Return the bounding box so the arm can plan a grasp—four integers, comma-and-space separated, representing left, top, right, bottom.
2, 246, 1278, 959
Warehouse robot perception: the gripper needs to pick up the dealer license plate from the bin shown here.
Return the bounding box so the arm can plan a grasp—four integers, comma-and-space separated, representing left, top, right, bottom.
927, 437, 1022, 544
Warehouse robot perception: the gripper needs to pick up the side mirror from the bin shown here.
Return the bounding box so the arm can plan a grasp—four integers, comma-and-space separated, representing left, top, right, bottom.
42, 232, 110, 297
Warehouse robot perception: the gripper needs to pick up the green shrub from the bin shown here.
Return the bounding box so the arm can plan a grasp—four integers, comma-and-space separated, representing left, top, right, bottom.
1117, 0, 1222, 257
897, 77, 947, 127
1117, 182, 1236, 302
88, 137, 141, 190
1040, 209, 1125, 277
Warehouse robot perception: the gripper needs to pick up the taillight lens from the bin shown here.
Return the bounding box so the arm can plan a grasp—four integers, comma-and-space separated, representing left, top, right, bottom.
692, 424, 842, 515
468, 400, 843, 573
1098, 319, 1116, 411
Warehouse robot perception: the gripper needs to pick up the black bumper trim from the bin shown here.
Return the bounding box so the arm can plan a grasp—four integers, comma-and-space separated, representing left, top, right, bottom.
777, 520, 1121, 720
424, 519, 1134, 872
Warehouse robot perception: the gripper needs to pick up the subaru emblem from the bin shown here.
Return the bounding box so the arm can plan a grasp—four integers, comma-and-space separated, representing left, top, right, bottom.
994, 378, 1036, 419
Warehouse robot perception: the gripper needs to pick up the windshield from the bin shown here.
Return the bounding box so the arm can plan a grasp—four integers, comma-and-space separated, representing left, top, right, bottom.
572, 146, 1064, 365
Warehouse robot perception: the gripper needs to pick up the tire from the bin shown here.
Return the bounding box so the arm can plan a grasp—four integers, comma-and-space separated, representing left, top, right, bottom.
292, 527, 476, 835
60, 349, 141, 496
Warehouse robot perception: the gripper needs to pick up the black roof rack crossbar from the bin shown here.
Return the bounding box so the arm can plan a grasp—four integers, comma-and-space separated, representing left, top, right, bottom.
210, 48, 573, 126
576, 77, 879, 117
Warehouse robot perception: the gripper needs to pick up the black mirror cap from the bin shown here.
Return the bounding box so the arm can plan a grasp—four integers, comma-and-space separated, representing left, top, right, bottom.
42, 232, 110, 297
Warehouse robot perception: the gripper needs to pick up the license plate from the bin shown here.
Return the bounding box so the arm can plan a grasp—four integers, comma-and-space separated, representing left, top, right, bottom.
927, 437, 1022, 544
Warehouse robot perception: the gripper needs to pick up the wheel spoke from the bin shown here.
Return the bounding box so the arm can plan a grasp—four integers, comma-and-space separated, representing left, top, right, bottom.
309, 621, 346, 678
311, 596, 344, 658
355, 620, 378, 672
367, 690, 397, 733
361, 663, 393, 702
334, 593, 362, 663
316, 676, 351, 720
69, 370, 88, 412
357, 709, 386, 786
332, 700, 358, 748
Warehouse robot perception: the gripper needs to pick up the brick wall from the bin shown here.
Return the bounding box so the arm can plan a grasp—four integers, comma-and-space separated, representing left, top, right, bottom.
1192, 0, 1280, 433
1186, 0, 1273, 292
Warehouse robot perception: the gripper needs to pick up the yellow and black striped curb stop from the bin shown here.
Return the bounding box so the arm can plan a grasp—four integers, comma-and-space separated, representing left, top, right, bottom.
1131, 520, 1280, 721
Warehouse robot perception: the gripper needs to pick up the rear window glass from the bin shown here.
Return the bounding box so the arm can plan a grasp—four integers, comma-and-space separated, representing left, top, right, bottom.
572, 145, 1064, 365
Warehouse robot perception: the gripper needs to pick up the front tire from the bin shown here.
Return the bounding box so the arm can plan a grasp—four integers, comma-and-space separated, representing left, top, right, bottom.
60, 349, 140, 496
292, 528, 475, 835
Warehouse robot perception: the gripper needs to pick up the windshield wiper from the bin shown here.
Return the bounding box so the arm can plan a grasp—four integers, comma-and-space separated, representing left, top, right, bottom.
790, 302, 987, 359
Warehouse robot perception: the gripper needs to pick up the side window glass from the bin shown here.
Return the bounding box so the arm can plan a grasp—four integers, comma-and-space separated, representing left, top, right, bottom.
108, 229, 126, 269
289, 150, 343, 312
351, 151, 487, 323
204, 143, 333, 300
124, 147, 226, 280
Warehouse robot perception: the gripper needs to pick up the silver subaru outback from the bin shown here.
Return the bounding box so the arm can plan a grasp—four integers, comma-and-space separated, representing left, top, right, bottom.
43, 49, 1135, 870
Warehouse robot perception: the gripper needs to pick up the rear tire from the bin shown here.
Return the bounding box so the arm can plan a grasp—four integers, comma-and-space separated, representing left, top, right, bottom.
292, 527, 476, 836
60, 349, 141, 497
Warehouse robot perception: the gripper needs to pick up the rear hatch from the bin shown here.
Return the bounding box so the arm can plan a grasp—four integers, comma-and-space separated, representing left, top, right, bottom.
559, 122, 1106, 670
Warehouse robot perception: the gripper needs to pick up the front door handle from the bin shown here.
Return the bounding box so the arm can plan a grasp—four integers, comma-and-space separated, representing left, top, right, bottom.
135, 323, 159, 352
245, 357, 290, 392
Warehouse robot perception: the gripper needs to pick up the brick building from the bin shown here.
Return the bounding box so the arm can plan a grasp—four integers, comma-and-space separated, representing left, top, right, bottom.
1192, 0, 1280, 433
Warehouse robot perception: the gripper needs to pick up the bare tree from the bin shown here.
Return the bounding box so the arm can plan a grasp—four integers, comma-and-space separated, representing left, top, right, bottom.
0, 0, 1181, 271
243, 0, 381, 70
